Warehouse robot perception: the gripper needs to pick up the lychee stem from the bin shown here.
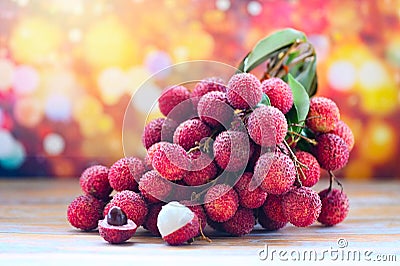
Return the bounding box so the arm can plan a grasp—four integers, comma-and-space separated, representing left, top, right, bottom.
197, 219, 212, 243
288, 131, 318, 145
268, 39, 302, 78
328, 171, 343, 192
282, 139, 308, 187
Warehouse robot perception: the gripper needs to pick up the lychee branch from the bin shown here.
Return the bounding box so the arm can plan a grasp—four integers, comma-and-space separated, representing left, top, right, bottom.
328, 170, 343, 192
282, 139, 309, 187
287, 130, 317, 145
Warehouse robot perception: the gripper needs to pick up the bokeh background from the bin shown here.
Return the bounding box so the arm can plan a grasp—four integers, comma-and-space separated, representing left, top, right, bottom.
0, 0, 399, 179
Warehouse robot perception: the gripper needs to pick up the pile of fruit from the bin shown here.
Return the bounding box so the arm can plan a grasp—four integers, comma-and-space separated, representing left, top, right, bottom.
67, 29, 354, 245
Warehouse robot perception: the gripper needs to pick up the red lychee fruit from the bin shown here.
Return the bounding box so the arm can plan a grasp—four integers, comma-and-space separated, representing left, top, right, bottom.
261, 77, 293, 114
173, 119, 211, 150
191, 77, 227, 108
318, 188, 349, 226
67, 195, 104, 231
141, 118, 177, 149
262, 194, 287, 223
329, 120, 355, 151
313, 133, 349, 171
227, 73, 262, 109
158, 85, 193, 122
204, 184, 239, 222
197, 91, 233, 128
247, 105, 288, 146
234, 172, 268, 209
79, 165, 112, 200
98, 206, 137, 244
206, 217, 225, 232
222, 208, 255, 236
283, 187, 321, 227
254, 152, 296, 195
306, 96, 340, 133
295, 151, 320, 187
213, 130, 251, 172
108, 157, 145, 192
157, 201, 200, 245
152, 143, 189, 181
184, 151, 217, 186
180, 200, 207, 235
138, 170, 172, 203
104, 190, 148, 226
143, 202, 164, 236
144, 141, 169, 170
257, 208, 287, 231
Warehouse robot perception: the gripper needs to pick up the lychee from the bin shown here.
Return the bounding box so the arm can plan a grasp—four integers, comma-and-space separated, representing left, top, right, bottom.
204, 184, 239, 222
79, 165, 112, 200
197, 91, 233, 128
329, 120, 355, 151
262, 194, 287, 223
142, 118, 177, 149
313, 133, 349, 171
213, 130, 251, 172
306, 96, 340, 133
152, 143, 189, 181
227, 73, 262, 109
184, 150, 217, 186
104, 190, 148, 226
143, 203, 164, 236
157, 201, 200, 245
158, 85, 193, 122
98, 206, 137, 244
181, 200, 207, 235
108, 157, 145, 192
234, 172, 268, 209
191, 77, 226, 108
318, 188, 349, 226
138, 170, 172, 203
295, 151, 320, 187
283, 187, 321, 227
247, 105, 288, 146
257, 208, 287, 231
222, 208, 255, 236
173, 119, 211, 151
261, 77, 294, 114
67, 195, 104, 231
144, 141, 169, 170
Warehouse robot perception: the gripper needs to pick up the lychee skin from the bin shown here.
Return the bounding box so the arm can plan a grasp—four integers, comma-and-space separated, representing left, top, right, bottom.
158, 85, 192, 118
197, 91, 233, 128
67, 195, 104, 231
104, 190, 148, 227
184, 151, 217, 186
283, 187, 322, 227
262, 194, 288, 223
204, 184, 239, 222
222, 208, 255, 236
262, 77, 294, 114
306, 96, 340, 133
173, 119, 211, 151
143, 203, 164, 236
313, 133, 350, 171
329, 120, 355, 152
247, 105, 288, 146
152, 143, 189, 181
162, 215, 200, 246
213, 130, 251, 172
79, 165, 112, 200
181, 201, 207, 235
142, 118, 177, 149
234, 172, 268, 209
206, 217, 225, 232
98, 219, 137, 244
257, 208, 287, 231
144, 142, 169, 170
295, 151, 320, 187
256, 152, 296, 195
227, 73, 262, 110
138, 170, 172, 203
108, 157, 145, 192
318, 189, 349, 226
191, 77, 226, 108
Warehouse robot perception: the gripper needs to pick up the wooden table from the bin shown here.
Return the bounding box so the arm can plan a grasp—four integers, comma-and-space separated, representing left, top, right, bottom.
0, 179, 399, 266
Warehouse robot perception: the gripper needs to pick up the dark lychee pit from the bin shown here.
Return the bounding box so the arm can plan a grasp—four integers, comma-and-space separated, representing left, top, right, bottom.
107, 206, 128, 226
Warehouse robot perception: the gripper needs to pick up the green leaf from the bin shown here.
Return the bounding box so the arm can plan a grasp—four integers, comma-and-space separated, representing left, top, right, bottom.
260, 93, 271, 106
286, 74, 310, 133
293, 58, 318, 96
238, 28, 307, 73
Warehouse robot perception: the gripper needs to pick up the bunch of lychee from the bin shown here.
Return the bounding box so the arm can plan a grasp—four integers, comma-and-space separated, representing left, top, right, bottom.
67, 73, 353, 245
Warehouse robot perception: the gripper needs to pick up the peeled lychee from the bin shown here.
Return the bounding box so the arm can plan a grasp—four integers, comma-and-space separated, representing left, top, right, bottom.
234, 172, 268, 209
283, 187, 321, 227
104, 190, 148, 226
157, 201, 200, 245
204, 184, 239, 222
227, 73, 262, 109
191, 77, 226, 108
306, 96, 340, 133
313, 133, 349, 171
173, 119, 211, 150
261, 77, 293, 114
222, 208, 255, 236
108, 157, 145, 192
79, 165, 112, 200
138, 170, 172, 203
99, 206, 137, 244
247, 105, 288, 146
329, 120, 355, 151
197, 91, 233, 128
262, 194, 287, 223
152, 143, 189, 181
295, 151, 320, 187
318, 188, 349, 226
158, 85, 193, 121
142, 118, 177, 149
67, 195, 104, 231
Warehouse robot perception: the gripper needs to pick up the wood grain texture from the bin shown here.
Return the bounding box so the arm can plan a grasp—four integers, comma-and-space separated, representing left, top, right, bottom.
0, 179, 399, 266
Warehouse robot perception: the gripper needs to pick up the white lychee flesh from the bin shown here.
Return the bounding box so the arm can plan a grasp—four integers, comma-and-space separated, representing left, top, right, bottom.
157, 201, 194, 237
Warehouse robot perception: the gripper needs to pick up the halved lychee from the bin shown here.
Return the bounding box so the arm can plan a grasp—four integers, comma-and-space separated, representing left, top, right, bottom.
98, 206, 137, 244
157, 201, 200, 245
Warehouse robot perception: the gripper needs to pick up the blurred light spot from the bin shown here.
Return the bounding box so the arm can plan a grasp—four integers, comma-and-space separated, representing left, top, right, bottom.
0, 141, 26, 170
0, 58, 14, 90
344, 159, 372, 180
360, 83, 397, 115
216, 0, 230, 11
328, 60, 356, 91
45, 94, 72, 122
145, 50, 172, 75
14, 98, 43, 127
43, 70, 76, 95
68, 28, 82, 43
308, 35, 329, 62
98, 67, 127, 105
98, 114, 114, 134
247, 1, 262, 16
13, 65, 39, 95
132, 83, 161, 113
43, 133, 65, 156
73, 95, 103, 120
16, 0, 30, 7
0, 129, 15, 158
358, 61, 389, 90
0, 108, 3, 125
126, 66, 151, 93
